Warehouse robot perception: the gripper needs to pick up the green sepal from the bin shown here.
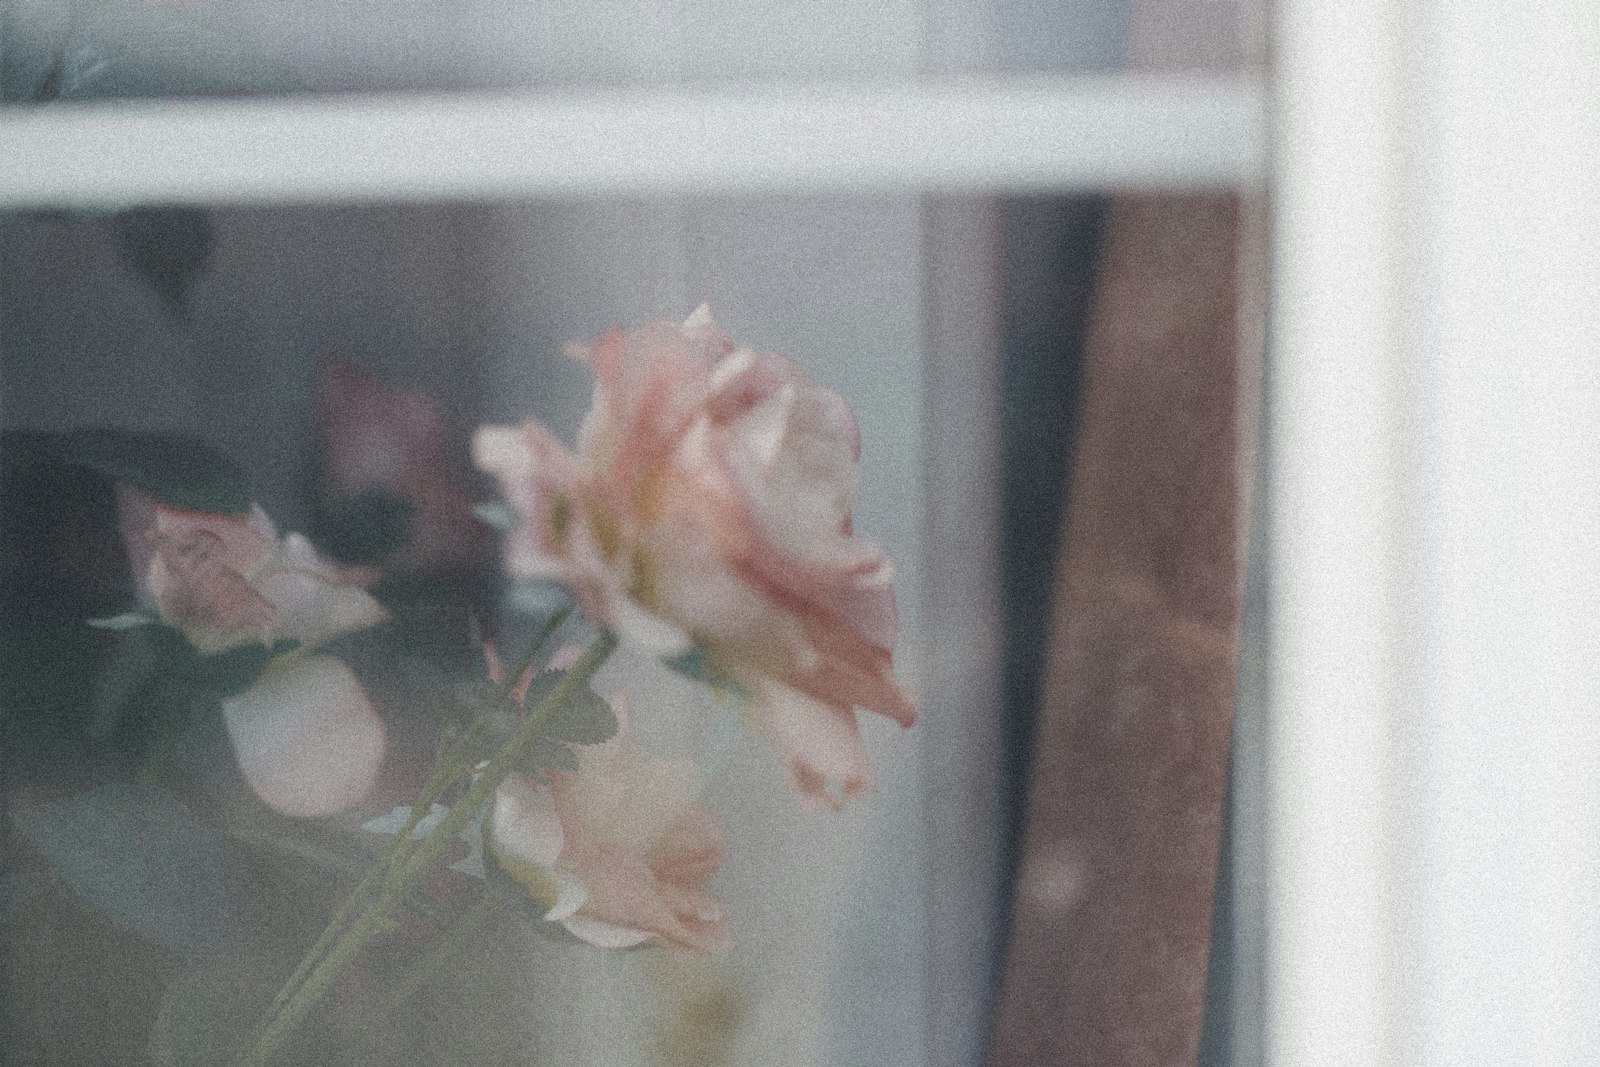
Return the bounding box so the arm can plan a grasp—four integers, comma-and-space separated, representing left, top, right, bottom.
663, 646, 747, 700
453, 668, 617, 781
88, 621, 296, 753
525, 671, 618, 746
472, 502, 514, 531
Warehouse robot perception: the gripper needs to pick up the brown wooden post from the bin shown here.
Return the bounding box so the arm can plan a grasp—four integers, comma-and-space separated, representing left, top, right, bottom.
988, 193, 1259, 1066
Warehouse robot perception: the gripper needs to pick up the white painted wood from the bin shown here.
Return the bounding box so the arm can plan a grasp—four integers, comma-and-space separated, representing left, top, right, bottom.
1269, 0, 1423, 1060
0, 77, 1264, 210
1270, 0, 1600, 1063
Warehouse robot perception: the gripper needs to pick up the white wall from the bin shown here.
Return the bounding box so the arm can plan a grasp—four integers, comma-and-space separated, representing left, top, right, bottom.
1271, 0, 1600, 1063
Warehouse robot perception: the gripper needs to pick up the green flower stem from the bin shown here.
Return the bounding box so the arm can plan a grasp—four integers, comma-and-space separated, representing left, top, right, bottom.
255, 832, 384, 1024
388, 629, 615, 900
231, 629, 616, 1067
134, 694, 201, 788
240, 607, 569, 1047
256, 607, 571, 1024
374, 890, 505, 1021
387, 605, 572, 872
237, 895, 394, 1067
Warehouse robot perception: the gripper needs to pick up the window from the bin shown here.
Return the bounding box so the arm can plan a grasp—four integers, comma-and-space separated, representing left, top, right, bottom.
0, 2, 1272, 1064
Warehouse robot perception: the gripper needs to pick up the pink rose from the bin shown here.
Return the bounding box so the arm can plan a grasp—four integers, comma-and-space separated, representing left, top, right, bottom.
473, 306, 915, 810
118, 487, 387, 655
489, 700, 733, 956
117, 489, 390, 817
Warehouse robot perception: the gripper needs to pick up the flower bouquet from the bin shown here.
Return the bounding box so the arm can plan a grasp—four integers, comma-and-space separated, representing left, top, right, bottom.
0, 307, 914, 1065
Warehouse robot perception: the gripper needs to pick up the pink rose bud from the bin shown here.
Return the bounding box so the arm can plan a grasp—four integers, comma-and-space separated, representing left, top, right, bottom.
118, 489, 391, 816
490, 699, 733, 956
118, 487, 387, 655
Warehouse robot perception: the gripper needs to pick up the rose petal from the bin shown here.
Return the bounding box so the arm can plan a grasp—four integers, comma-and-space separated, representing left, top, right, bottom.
473, 421, 584, 582
559, 915, 658, 950
223, 655, 386, 818
551, 742, 700, 856
543, 871, 590, 922
558, 837, 694, 945
647, 803, 726, 889
749, 681, 872, 812
490, 773, 565, 870
253, 549, 387, 649
488, 706, 733, 955
132, 499, 279, 653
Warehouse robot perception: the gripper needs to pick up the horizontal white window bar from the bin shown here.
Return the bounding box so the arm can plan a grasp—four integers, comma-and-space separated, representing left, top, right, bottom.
0, 76, 1264, 209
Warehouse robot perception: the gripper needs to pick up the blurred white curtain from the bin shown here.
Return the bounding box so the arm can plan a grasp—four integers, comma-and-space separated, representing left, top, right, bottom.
1269, 1, 1600, 1063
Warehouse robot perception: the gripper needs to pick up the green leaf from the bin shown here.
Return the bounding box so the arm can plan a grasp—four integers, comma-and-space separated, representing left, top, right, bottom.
197, 641, 297, 700
525, 671, 617, 746
10, 784, 270, 959
360, 804, 447, 840
0, 871, 53, 928
506, 580, 573, 618
221, 805, 442, 922
110, 206, 216, 320
85, 626, 288, 752
86, 612, 156, 631
15, 0, 307, 106
452, 668, 616, 778
87, 621, 170, 742
66, 428, 252, 514
487, 672, 616, 781
3, 428, 252, 514
519, 737, 580, 780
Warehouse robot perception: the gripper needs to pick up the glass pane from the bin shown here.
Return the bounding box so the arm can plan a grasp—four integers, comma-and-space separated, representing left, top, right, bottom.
0, 194, 936, 1066
0, 186, 1265, 1066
